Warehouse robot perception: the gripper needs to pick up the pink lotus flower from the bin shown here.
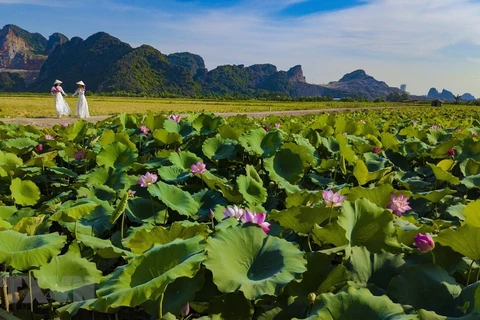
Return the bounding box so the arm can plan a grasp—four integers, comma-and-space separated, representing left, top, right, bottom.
180, 303, 190, 317
45, 134, 54, 140
412, 120, 417, 124
223, 205, 245, 220
35, 144, 43, 152
168, 114, 181, 123
342, 132, 348, 136
241, 210, 271, 234
127, 190, 136, 198
74, 150, 85, 160
360, 120, 366, 124
414, 233, 435, 253
208, 209, 215, 220
275, 122, 281, 129
322, 190, 346, 208
374, 147, 381, 154
263, 125, 269, 131
473, 132, 479, 137
62, 122, 69, 128
191, 162, 206, 175
137, 172, 158, 187
430, 125, 440, 130
140, 125, 150, 135
448, 148, 455, 156
387, 193, 412, 216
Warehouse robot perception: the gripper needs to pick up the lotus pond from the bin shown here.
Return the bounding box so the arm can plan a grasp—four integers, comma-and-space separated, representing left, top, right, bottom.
1, 107, 480, 319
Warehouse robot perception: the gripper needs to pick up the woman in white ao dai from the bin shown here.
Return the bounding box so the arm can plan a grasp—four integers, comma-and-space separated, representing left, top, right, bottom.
50, 79, 71, 118
72, 80, 90, 119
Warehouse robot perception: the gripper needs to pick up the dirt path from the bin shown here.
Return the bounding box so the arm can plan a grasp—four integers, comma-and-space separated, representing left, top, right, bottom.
0, 106, 415, 128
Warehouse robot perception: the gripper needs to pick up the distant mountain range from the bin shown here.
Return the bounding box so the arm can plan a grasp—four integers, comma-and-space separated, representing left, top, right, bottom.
0, 24, 476, 101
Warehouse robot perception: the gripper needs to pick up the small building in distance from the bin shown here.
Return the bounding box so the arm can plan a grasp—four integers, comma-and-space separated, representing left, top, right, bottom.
400, 84, 407, 92
431, 99, 443, 107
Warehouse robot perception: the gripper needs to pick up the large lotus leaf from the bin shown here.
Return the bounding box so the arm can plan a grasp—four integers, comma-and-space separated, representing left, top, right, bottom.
86, 167, 129, 190
56, 299, 97, 318
464, 201, 480, 227
347, 184, 396, 208
460, 159, 480, 176
458, 139, 480, 161
0, 206, 16, 220
456, 282, 480, 315
0, 230, 66, 270
203, 136, 240, 161
141, 273, 205, 317
462, 174, 480, 189
347, 246, 405, 291
50, 200, 100, 222
338, 199, 400, 253
77, 234, 135, 259
353, 160, 391, 186
163, 118, 195, 139
208, 292, 254, 320
153, 128, 183, 146
93, 236, 206, 311
125, 197, 167, 225
337, 134, 357, 164
157, 165, 191, 183
430, 139, 457, 158
200, 171, 243, 202
97, 142, 138, 170
236, 175, 267, 206
10, 178, 41, 206
24, 151, 58, 167
64, 119, 89, 142
12, 214, 45, 236
264, 149, 304, 186
380, 132, 399, 151
286, 252, 349, 296
204, 226, 307, 300
125, 222, 210, 254
239, 128, 283, 157
148, 181, 200, 216
192, 113, 224, 135
414, 188, 456, 203
436, 224, 480, 261
0, 151, 23, 171
33, 251, 103, 293
417, 309, 480, 320
303, 286, 405, 320
428, 163, 461, 185
285, 190, 324, 208
388, 264, 462, 316
169, 151, 203, 170
269, 206, 331, 235
5, 137, 38, 151
48, 166, 78, 179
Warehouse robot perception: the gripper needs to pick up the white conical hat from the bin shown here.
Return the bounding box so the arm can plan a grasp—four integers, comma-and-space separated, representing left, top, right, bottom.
76, 81, 85, 86
53, 79, 62, 85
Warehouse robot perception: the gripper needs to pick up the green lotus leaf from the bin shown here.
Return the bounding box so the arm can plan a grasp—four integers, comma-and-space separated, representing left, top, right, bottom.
47, 166, 78, 178
239, 128, 283, 157
458, 139, 480, 161
204, 226, 307, 300
77, 234, 135, 259
0, 218, 13, 231
153, 128, 183, 146
380, 132, 399, 151
264, 149, 304, 192
56, 299, 97, 318
33, 250, 103, 293
464, 200, 480, 227
303, 286, 405, 320
24, 151, 58, 167
200, 171, 243, 202
158, 165, 191, 183
430, 139, 457, 158
0, 151, 23, 171
413, 188, 456, 203
5, 137, 38, 150
118, 113, 138, 130
388, 264, 462, 315
236, 175, 267, 206
110, 192, 129, 224
428, 163, 461, 185
10, 178, 41, 206
93, 236, 206, 312
338, 199, 400, 254
202, 136, 240, 161
269, 206, 331, 235
141, 273, 205, 317
347, 246, 405, 290
417, 309, 480, 320
192, 113, 224, 135
353, 160, 391, 186
285, 190, 325, 208
148, 181, 200, 216
0, 206, 17, 220
97, 142, 138, 170
337, 134, 357, 164
286, 252, 349, 296
208, 292, 254, 320
125, 197, 167, 225
50, 200, 100, 222
0, 230, 66, 270
312, 223, 348, 248
12, 214, 45, 236
460, 158, 480, 176
64, 119, 89, 142
163, 118, 195, 139
125, 222, 210, 254
436, 224, 480, 261
347, 184, 396, 208
169, 151, 202, 170
462, 174, 480, 189
86, 167, 129, 190
456, 282, 480, 315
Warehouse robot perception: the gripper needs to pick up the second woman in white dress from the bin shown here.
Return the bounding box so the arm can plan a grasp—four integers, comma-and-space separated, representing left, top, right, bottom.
72, 80, 90, 119
51, 79, 71, 118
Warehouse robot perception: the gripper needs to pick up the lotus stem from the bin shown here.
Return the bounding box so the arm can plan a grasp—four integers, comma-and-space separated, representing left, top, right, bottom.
2, 276, 8, 312
29, 270, 33, 315
150, 194, 157, 225
328, 206, 333, 224
467, 260, 475, 286
307, 234, 313, 252
159, 285, 167, 320
431, 252, 436, 265
75, 221, 78, 239
120, 211, 125, 240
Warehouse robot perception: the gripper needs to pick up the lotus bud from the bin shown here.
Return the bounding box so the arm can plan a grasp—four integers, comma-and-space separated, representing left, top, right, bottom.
209, 209, 215, 220
414, 233, 435, 253
307, 292, 316, 304
35, 144, 43, 152
448, 148, 455, 156
8, 170, 14, 177
374, 147, 381, 154
180, 302, 190, 317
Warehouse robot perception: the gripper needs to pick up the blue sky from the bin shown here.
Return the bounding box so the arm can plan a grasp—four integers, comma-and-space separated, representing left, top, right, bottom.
1, 0, 480, 97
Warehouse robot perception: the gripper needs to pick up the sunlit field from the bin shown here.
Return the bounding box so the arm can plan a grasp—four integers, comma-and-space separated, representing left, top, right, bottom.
0, 95, 410, 118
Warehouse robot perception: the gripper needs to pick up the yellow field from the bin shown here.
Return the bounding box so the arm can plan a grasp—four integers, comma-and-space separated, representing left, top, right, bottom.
0, 95, 402, 118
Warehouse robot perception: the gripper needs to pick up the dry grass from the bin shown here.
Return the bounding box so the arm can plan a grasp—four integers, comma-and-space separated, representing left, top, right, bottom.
0, 95, 400, 118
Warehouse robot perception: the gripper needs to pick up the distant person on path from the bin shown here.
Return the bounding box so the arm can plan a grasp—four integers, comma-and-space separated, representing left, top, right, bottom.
72, 81, 90, 118
50, 80, 71, 118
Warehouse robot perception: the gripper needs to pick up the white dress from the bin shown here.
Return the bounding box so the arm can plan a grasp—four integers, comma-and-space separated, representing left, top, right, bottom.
51, 86, 71, 117
72, 88, 90, 118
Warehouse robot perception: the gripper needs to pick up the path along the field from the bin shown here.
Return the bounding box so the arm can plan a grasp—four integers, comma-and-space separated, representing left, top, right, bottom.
0, 105, 416, 128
